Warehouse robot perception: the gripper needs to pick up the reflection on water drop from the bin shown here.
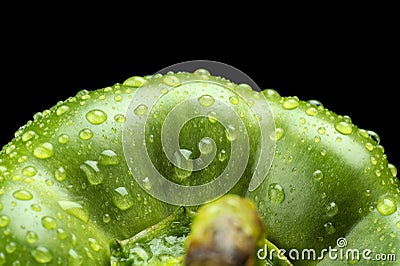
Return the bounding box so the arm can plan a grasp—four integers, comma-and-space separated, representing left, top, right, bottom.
198, 138, 214, 155
80, 161, 103, 185
282, 97, 299, 110
225, 124, 238, 141
41, 216, 57, 230
31, 246, 53, 263
79, 128, 93, 140
268, 183, 285, 204
334, 121, 352, 135
376, 195, 397, 216
99, 150, 120, 166
313, 170, 324, 181
13, 189, 33, 200
112, 187, 134, 211
134, 104, 148, 116
325, 202, 338, 217
198, 94, 215, 107
58, 134, 70, 144
324, 222, 336, 235
33, 142, 54, 159
86, 109, 107, 125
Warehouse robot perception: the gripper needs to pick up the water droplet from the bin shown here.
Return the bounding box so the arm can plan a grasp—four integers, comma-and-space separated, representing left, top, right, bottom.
22, 130, 36, 142
257, 200, 265, 211
368, 130, 380, 144
306, 107, 318, 116
31, 204, 42, 212
68, 248, 83, 265
396, 221, 400, 229
364, 142, 374, 151
307, 99, 324, 108
56, 228, 68, 240
376, 195, 397, 216
56, 105, 70, 116
85, 109, 107, 125
334, 121, 353, 135
112, 187, 134, 211
229, 96, 239, 105
123, 76, 147, 87
0, 252, 6, 264
198, 138, 214, 155
103, 213, 111, 224
134, 104, 148, 116
142, 177, 152, 190
324, 222, 336, 235
88, 238, 101, 252
0, 215, 10, 228
270, 127, 284, 141
198, 94, 215, 107
264, 89, 281, 100
313, 170, 324, 181
33, 142, 54, 159
375, 169, 381, 177
225, 124, 238, 141
54, 166, 67, 182
162, 75, 181, 87
370, 156, 378, 165
238, 83, 253, 92
5, 242, 17, 253
31, 246, 53, 263
58, 134, 70, 144
13, 189, 33, 200
114, 94, 123, 102
299, 117, 306, 124
148, 134, 155, 143
58, 200, 89, 223
365, 189, 371, 197
207, 111, 218, 123
22, 166, 37, 177
79, 128, 93, 140
41, 216, 57, 230
98, 150, 120, 166
26, 231, 39, 244
268, 183, 285, 204
5, 144, 16, 155
218, 149, 227, 162
325, 202, 338, 217
314, 135, 321, 143
358, 129, 369, 138
317, 127, 326, 135
80, 160, 103, 185
114, 114, 126, 123
388, 163, 397, 177
194, 68, 211, 77
282, 97, 299, 110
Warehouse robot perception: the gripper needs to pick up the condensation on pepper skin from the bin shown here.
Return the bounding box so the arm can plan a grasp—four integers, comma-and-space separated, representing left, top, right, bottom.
85, 109, 108, 125
376, 195, 397, 216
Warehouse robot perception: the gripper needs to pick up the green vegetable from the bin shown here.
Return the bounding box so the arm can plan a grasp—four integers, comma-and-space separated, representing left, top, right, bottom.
0, 70, 398, 265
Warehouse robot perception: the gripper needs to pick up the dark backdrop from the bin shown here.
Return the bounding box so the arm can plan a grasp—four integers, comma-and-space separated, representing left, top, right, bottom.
1, 21, 398, 167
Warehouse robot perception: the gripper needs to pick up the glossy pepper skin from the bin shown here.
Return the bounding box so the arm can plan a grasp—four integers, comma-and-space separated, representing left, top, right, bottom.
0, 70, 399, 265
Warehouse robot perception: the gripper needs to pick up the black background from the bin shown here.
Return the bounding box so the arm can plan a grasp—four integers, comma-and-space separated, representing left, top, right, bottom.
1, 9, 398, 167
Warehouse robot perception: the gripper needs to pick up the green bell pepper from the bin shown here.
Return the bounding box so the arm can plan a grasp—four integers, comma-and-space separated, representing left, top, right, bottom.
0, 69, 398, 265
